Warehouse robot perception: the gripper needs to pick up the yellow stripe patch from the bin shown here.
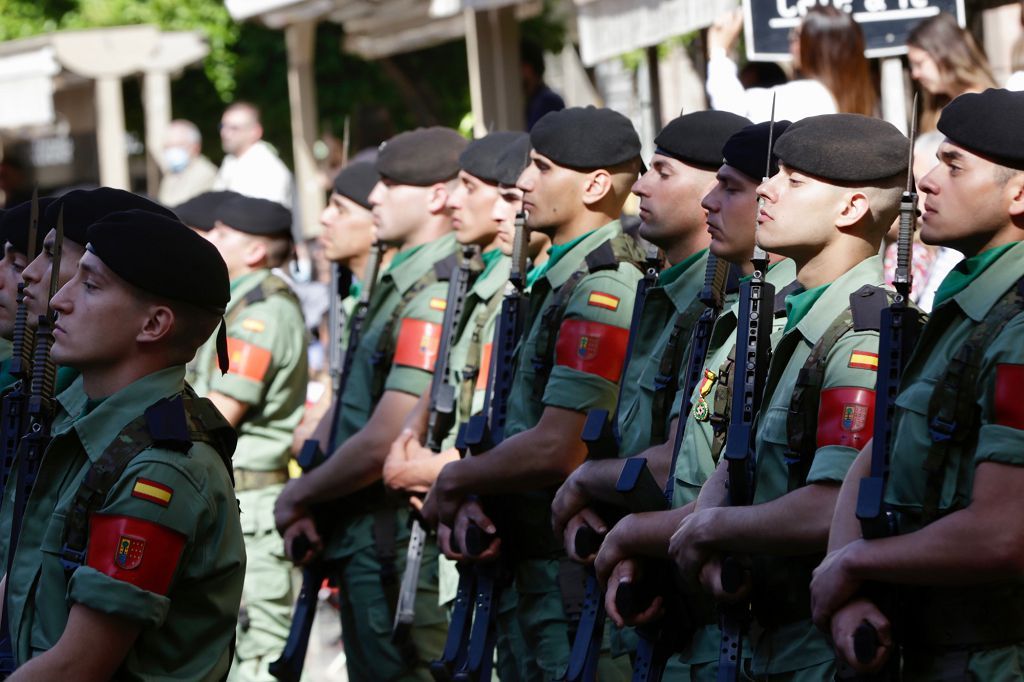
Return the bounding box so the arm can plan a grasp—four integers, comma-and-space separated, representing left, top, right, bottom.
131, 478, 173, 507
241, 319, 266, 333
849, 351, 879, 371
429, 297, 447, 311
587, 292, 620, 311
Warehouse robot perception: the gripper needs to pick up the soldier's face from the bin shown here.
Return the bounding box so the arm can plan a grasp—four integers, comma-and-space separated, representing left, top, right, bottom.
633, 154, 716, 251
702, 164, 759, 265
918, 141, 1024, 256
319, 192, 374, 265
516, 152, 582, 235
50, 252, 151, 369
205, 223, 256, 280
448, 171, 500, 248
368, 179, 432, 245
22, 230, 85, 329
492, 187, 523, 257
755, 164, 842, 257
0, 245, 28, 339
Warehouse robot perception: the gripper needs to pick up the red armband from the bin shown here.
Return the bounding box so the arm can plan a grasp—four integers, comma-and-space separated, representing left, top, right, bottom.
226, 337, 272, 382
994, 364, 1024, 429
86, 514, 185, 595
816, 387, 875, 449
554, 319, 629, 382
476, 342, 493, 390
394, 318, 442, 371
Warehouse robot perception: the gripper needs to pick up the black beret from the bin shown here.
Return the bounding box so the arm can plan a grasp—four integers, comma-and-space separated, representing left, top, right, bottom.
530, 106, 641, 170
1, 197, 57, 255
216, 195, 292, 237
459, 132, 527, 185
332, 161, 379, 210
722, 120, 792, 181
495, 133, 532, 187
937, 88, 1024, 170
173, 191, 244, 232
654, 111, 751, 169
376, 127, 468, 186
87, 210, 230, 312
45, 187, 177, 246
773, 114, 909, 182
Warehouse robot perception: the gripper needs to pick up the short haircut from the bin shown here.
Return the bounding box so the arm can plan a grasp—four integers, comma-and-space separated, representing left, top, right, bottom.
225, 101, 261, 125
262, 233, 294, 269
169, 119, 202, 146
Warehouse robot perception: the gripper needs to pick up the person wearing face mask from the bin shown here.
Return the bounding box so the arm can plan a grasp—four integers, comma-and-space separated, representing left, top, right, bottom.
157, 119, 218, 208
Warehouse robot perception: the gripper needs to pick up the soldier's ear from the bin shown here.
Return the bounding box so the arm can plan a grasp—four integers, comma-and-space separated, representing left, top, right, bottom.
835, 190, 871, 231
137, 303, 176, 346
425, 182, 450, 215
1006, 172, 1024, 220
581, 169, 613, 207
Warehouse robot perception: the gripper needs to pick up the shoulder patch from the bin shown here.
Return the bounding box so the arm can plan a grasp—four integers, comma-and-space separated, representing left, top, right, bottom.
817, 387, 875, 449
476, 342, 493, 391
995, 364, 1024, 429
429, 297, 447, 312
241, 318, 266, 333
394, 318, 442, 371
227, 337, 272, 382
848, 350, 879, 371
86, 514, 186, 596
131, 478, 173, 507
554, 319, 629, 382
587, 291, 621, 311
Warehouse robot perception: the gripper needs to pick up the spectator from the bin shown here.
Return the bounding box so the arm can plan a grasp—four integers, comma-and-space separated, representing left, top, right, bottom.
522, 41, 565, 130
158, 119, 217, 207
706, 6, 876, 122
1006, 33, 1024, 90
213, 101, 295, 209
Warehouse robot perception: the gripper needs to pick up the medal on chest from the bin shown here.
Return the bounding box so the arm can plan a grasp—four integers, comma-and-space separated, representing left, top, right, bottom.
693, 369, 717, 422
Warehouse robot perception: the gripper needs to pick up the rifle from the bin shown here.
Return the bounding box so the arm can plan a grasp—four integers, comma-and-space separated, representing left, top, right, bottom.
0, 190, 41, 505
269, 241, 386, 682
0, 208, 64, 676
393, 244, 479, 648
850, 95, 922, 676
434, 212, 529, 682
717, 103, 778, 682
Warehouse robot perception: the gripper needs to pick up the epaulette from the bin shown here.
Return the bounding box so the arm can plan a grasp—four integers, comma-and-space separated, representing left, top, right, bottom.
849, 285, 889, 332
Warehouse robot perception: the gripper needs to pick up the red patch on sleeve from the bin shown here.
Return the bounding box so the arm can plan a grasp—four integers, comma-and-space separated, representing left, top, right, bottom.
994, 364, 1024, 429
816, 387, 876, 450
554, 319, 630, 382
86, 514, 185, 595
393, 318, 442, 371
226, 337, 272, 382
476, 342, 493, 390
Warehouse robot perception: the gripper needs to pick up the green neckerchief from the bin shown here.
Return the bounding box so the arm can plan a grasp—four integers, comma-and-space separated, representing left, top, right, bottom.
932, 242, 1017, 309
526, 261, 545, 288
784, 282, 829, 333
349, 281, 362, 299
385, 243, 423, 274
228, 269, 266, 295
529, 229, 594, 283
659, 248, 707, 287
481, 247, 503, 278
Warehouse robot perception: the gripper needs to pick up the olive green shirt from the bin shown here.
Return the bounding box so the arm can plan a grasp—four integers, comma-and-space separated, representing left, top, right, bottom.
0, 338, 13, 393
0, 366, 244, 680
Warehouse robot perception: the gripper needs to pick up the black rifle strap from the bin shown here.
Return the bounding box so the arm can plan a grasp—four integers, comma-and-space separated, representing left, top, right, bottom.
649, 299, 706, 444
923, 277, 1024, 522
709, 348, 736, 465
227, 273, 299, 327
458, 291, 505, 425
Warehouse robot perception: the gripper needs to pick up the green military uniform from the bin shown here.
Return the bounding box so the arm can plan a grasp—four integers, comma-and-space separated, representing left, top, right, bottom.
192, 268, 308, 681
500, 220, 642, 680
0, 366, 245, 679
884, 241, 1024, 679
326, 232, 457, 682
0, 338, 13, 393
747, 256, 885, 679
666, 259, 795, 679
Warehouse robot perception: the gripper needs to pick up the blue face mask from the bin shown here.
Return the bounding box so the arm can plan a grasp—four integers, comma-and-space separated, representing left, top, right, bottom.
163, 146, 190, 173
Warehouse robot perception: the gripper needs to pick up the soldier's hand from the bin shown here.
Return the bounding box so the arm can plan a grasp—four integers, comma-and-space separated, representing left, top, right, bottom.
437, 523, 465, 561
667, 507, 716, 579
830, 599, 892, 674
274, 480, 308, 535
283, 517, 322, 566
454, 500, 501, 561
551, 467, 593, 539
563, 509, 607, 564
383, 429, 433, 494
420, 486, 440, 528
434, 463, 467, 526
594, 518, 634, 586
810, 542, 864, 629
699, 555, 751, 603
604, 559, 663, 628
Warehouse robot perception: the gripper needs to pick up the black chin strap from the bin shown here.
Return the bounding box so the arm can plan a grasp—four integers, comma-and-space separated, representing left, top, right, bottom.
216, 321, 229, 374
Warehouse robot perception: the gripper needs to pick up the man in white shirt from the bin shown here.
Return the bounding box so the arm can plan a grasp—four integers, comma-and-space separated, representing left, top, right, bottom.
214, 102, 295, 210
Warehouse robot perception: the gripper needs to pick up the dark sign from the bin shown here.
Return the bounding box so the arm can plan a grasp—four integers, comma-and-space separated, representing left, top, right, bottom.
743, 0, 965, 61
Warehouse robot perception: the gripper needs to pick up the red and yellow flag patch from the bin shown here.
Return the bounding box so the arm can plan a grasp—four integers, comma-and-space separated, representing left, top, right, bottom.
131, 478, 173, 507
995, 363, 1024, 429
394, 318, 442, 371
241, 318, 266, 333
429, 297, 447, 311
227, 338, 272, 382
87, 514, 185, 595
587, 292, 620, 312
555, 319, 630, 382
848, 350, 879, 371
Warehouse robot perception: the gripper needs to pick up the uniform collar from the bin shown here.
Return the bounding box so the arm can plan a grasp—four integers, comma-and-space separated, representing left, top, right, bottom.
227, 269, 272, 313
386, 232, 457, 293
472, 251, 511, 302
542, 220, 623, 289
791, 254, 884, 344
657, 249, 709, 313
61, 366, 187, 463
934, 240, 1024, 322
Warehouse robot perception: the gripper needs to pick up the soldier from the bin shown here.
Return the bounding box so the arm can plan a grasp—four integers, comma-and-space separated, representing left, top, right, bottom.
0, 209, 244, 679
427, 106, 646, 680
190, 194, 308, 681
274, 127, 466, 681
811, 89, 1024, 679
173, 190, 245, 234
668, 114, 908, 680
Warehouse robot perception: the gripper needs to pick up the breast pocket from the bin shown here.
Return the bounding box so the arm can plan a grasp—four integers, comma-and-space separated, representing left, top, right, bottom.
32, 512, 72, 654
751, 405, 793, 505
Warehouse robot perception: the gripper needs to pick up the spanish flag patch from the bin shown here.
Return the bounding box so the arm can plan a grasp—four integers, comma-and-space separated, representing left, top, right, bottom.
429, 297, 447, 311
241, 318, 266, 333
131, 478, 173, 507
587, 291, 620, 311
848, 350, 879, 371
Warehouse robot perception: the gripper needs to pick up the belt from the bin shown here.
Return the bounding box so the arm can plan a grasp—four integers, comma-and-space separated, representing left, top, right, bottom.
233, 468, 289, 492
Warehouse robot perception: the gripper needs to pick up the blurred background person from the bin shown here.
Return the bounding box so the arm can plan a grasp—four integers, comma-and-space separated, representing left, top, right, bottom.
214, 101, 295, 210
706, 5, 876, 122
158, 119, 217, 207
522, 39, 565, 129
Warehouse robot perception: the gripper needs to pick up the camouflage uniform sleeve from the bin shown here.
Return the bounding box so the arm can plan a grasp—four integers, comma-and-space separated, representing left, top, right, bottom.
383, 281, 451, 397
542, 267, 638, 414
805, 329, 882, 485
66, 445, 243, 628
975, 314, 1024, 468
